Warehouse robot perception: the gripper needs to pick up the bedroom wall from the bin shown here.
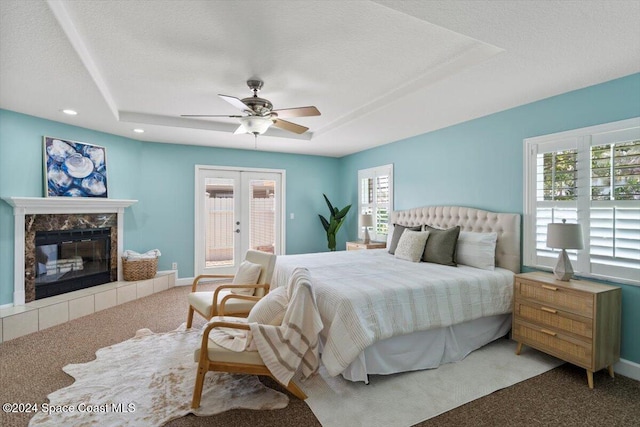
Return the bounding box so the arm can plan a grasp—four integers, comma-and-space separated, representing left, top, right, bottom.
0, 109, 342, 306
338, 73, 640, 364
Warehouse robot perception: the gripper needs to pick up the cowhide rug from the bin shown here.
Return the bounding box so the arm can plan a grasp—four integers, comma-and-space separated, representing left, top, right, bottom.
29, 324, 288, 426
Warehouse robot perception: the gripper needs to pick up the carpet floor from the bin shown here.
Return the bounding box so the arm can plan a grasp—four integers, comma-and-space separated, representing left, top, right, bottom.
1, 285, 638, 427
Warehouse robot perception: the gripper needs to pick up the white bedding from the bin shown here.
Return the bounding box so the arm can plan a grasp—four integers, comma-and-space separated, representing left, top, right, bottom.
272, 249, 514, 377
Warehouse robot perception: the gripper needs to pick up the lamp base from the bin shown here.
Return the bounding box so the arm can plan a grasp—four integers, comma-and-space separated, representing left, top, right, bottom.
363, 227, 370, 244
553, 249, 574, 281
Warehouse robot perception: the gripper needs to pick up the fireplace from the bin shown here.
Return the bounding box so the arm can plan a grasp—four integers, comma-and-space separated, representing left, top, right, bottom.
34, 228, 112, 299
3, 197, 137, 306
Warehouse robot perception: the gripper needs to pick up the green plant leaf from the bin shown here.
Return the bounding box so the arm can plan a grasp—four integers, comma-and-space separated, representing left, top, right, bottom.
323, 194, 335, 216
318, 214, 330, 231
335, 204, 351, 220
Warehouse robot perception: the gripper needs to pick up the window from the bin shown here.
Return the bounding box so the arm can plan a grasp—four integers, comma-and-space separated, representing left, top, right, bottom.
358, 164, 393, 242
524, 118, 640, 285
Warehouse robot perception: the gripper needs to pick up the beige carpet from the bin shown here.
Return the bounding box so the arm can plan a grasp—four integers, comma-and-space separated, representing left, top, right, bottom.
28, 325, 288, 426
300, 338, 563, 427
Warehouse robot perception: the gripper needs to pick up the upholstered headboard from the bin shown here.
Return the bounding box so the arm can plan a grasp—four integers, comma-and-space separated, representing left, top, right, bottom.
390, 206, 521, 274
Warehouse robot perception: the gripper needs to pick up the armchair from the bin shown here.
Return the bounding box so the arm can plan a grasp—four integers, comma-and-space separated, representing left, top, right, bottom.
186, 250, 276, 328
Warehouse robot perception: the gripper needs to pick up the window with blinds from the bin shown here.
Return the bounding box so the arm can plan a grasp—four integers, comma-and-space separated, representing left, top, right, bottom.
524, 118, 640, 285
358, 164, 393, 242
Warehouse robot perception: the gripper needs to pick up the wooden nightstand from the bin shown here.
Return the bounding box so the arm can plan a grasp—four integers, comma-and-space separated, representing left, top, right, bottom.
346, 241, 386, 251
512, 272, 621, 389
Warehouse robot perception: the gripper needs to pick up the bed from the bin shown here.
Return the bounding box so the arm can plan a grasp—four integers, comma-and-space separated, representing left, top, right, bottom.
272, 206, 521, 383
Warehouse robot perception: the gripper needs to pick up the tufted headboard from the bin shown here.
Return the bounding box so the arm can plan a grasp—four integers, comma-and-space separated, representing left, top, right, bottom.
390, 206, 521, 274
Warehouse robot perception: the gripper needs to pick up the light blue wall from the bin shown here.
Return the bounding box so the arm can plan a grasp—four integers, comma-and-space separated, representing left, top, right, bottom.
339, 73, 640, 364
0, 110, 341, 306
2, 74, 639, 363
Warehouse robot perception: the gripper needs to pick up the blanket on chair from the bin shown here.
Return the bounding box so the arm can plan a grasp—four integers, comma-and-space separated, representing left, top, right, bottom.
209, 268, 323, 385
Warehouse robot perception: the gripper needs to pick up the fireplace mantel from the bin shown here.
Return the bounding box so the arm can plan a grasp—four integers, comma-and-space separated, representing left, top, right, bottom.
3, 197, 137, 306
4, 197, 137, 214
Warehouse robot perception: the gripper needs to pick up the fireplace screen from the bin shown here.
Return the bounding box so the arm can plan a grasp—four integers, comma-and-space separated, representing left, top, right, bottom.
35, 228, 111, 299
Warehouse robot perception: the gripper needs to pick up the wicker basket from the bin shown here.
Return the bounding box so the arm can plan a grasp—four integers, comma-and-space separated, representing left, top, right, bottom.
121, 257, 158, 281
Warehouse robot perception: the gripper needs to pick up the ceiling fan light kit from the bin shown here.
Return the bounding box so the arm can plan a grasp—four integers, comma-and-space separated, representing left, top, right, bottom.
182, 79, 320, 137
236, 116, 273, 135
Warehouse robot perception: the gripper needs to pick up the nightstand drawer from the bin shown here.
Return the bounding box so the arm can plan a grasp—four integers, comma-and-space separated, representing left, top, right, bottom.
513, 320, 591, 368
516, 279, 593, 317
514, 301, 593, 339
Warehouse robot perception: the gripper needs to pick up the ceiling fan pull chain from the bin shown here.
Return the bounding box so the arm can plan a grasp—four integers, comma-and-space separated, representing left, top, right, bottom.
254, 133, 258, 150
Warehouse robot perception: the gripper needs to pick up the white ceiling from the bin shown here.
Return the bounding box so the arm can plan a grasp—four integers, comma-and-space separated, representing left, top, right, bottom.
1, 0, 639, 157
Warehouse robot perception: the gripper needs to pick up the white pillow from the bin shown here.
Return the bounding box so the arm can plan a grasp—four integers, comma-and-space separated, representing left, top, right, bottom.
386, 224, 394, 248
456, 231, 498, 270
231, 260, 262, 295
394, 230, 430, 262
247, 286, 288, 326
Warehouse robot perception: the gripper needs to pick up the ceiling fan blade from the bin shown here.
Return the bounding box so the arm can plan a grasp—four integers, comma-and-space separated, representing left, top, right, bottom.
272, 119, 309, 134
180, 114, 244, 118
219, 94, 254, 113
271, 106, 320, 118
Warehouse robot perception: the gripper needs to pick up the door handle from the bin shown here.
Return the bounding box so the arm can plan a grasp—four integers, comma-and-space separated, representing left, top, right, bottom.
236, 221, 240, 225
235, 229, 240, 233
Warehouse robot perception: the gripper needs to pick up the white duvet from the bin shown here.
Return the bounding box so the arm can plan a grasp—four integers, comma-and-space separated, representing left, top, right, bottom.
272, 249, 514, 377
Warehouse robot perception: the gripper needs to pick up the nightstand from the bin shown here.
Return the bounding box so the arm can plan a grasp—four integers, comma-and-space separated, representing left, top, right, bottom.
512, 271, 621, 389
346, 241, 386, 251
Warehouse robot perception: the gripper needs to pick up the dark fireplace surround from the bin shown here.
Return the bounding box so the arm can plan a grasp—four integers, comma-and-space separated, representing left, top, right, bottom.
25, 213, 117, 302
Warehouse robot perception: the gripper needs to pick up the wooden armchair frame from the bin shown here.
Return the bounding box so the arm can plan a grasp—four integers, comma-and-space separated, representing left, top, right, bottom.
186, 250, 276, 328
191, 320, 307, 409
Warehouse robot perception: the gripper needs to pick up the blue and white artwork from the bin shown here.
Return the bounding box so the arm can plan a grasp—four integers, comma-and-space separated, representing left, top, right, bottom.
43, 137, 108, 197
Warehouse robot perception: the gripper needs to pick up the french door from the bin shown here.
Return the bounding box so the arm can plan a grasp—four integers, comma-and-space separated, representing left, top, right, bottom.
195, 166, 284, 276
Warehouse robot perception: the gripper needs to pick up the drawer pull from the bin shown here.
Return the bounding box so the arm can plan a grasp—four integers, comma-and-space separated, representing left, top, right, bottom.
540, 328, 557, 337
541, 307, 557, 314
542, 285, 558, 291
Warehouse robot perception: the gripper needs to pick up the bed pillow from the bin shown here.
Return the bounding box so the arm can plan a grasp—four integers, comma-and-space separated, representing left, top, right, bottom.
422, 225, 461, 266
230, 260, 262, 295
388, 224, 421, 254
456, 231, 498, 270
247, 286, 288, 325
395, 230, 430, 262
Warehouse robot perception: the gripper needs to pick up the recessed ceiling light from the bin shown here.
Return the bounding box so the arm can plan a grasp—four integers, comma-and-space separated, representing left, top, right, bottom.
133, 129, 145, 133
62, 109, 78, 115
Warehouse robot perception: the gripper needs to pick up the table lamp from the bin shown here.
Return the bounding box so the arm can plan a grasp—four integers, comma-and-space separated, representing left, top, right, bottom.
360, 214, 373, 244
546, 219, 584, 281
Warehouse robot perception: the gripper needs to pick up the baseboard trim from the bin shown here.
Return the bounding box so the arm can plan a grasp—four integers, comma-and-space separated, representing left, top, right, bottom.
614, 358, 640, 381
176, 277, 193, 286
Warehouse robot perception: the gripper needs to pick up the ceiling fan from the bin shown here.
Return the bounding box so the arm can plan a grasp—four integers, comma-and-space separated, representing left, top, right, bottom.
181, 79, 320, 135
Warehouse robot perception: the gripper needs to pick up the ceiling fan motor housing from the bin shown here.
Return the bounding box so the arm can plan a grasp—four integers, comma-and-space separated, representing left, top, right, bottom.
241, 96, 273, 115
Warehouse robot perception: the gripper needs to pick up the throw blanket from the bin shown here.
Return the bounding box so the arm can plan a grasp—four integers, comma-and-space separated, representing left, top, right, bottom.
210, 268, 323, 385
122, 249, 161, 260
272, 250, 514, 377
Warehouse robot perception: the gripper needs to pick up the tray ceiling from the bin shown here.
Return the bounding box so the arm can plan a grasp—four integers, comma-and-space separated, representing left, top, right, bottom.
1, 0, 639, 157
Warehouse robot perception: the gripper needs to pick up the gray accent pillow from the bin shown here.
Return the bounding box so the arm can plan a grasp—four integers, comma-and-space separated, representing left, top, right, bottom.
422, 225, 461, 266
388, 224, 421, 254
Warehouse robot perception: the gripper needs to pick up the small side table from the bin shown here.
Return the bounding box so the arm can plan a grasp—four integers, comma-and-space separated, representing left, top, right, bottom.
346, 241, 386, 251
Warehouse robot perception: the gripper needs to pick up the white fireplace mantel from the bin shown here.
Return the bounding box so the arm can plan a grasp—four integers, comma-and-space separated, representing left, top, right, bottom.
2, 197, 137, 306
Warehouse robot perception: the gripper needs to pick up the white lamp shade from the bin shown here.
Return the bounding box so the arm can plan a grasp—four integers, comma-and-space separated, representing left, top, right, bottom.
546, 221, 584, 250
237, 116, 273, 135
360, 214, 373, 227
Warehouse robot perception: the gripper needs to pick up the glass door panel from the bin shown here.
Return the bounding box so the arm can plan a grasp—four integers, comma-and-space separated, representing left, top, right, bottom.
204, 177, 236, 268
248, 179, 276, 254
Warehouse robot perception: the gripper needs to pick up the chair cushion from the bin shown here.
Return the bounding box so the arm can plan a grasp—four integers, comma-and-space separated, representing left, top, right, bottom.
194, 340, 264, 365
231, 261, 262, 295
247, 286, 288, 326
188, 291, 257, 317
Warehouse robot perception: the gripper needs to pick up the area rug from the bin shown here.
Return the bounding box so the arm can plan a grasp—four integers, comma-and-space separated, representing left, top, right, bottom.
28, 325, 288, 426
299, 338, 563, 427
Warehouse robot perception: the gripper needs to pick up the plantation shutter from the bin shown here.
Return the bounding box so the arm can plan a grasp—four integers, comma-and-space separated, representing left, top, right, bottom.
524, 119, 640, 284
358, 164, 393, 242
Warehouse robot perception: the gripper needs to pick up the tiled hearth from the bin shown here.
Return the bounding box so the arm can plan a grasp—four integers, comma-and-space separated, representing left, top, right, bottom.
0, 272, 176, 342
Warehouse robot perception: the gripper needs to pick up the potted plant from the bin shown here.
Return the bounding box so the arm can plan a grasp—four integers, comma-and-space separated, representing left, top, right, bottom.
318, 193, 351, 251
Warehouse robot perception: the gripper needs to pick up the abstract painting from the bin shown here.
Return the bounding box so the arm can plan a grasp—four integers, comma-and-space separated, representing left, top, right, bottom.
43, 136, 108, 197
